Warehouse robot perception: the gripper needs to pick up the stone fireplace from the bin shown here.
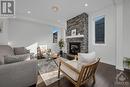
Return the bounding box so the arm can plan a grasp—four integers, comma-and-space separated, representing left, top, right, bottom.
69, 42, 80, 55
66, 13, 88, 55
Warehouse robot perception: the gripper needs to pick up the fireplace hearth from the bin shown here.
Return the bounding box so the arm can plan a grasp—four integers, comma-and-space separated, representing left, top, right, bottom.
69, 42, 80, 55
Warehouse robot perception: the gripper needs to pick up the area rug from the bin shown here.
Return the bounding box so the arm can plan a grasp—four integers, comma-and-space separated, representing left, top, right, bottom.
38, 59, 63, 86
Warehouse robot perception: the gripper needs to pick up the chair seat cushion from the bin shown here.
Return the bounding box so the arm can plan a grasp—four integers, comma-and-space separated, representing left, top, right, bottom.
60, 60, 83, 81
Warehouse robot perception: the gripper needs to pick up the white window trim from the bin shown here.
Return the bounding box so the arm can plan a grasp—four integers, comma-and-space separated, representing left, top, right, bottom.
92, 15, 107, 46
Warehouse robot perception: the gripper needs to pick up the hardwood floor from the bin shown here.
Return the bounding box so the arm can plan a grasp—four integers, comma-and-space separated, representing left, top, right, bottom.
36, 62, 130, 87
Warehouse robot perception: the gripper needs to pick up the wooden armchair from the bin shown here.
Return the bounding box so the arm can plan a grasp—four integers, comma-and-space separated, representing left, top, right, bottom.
58, 57, 100, 87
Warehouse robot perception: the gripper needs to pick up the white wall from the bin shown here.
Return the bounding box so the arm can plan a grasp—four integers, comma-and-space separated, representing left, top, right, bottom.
8, 19, 61, 52
123, 0, 130, 57
89, 6, 116, 65
0, 19, 8, 45
89, 0, 130, 70
8, 19, 52, 46
115, 0, 124, 70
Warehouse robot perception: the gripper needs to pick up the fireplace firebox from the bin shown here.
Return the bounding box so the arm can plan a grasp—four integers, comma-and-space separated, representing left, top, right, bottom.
69, 42, 80, 55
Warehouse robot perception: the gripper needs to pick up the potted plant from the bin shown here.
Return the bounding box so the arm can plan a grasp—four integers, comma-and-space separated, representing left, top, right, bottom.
123, 57, 130, 69
58, 39, 64, 56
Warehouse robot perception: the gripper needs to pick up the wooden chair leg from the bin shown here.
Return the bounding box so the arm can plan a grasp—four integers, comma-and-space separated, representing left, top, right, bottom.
58, 62, 61, 78
75, 84, 80, 87
75, 86, 80, 87
93, 75, 95, 83
58, 69, 60, 78
29, 84, 36, 87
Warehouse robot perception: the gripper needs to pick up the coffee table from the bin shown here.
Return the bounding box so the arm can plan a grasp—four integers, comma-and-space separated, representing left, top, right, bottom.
46, 57, 58, 66
38, 58, 60, 86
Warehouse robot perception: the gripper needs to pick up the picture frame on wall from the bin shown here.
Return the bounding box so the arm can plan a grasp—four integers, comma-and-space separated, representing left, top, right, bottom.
53, 32, 58, 43
71, 29, 76, 36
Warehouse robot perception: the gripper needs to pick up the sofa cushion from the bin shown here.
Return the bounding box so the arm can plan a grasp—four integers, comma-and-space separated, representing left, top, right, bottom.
4, 54, 30, 64
0, 56, 4, 65
78, 52, 96, 64
0, 45, 14, 56
60, 60, 83, 81
14, 47, 28, 55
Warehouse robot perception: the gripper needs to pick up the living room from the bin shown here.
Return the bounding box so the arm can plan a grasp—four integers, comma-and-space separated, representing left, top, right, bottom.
0, 0, 130, 87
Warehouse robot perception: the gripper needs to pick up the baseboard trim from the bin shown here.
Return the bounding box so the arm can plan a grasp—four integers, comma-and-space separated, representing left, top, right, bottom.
116, 66, 124, 71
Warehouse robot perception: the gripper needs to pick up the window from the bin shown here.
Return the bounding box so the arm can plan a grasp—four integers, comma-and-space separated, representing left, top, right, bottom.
52, 27, 59, 43
53, 32, 58, 43
95, 16, 105, 44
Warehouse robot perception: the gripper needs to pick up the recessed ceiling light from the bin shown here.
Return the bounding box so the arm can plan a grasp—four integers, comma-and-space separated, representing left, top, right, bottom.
27, 11, 31, 14
85, 3, 88, 7
51, 5, 60, 12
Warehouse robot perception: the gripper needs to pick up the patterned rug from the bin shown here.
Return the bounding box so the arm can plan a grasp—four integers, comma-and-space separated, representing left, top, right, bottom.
38, 59, 62, 86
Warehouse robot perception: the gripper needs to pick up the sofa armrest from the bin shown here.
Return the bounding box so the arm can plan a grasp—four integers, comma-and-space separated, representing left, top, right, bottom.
0, 59, 38, 87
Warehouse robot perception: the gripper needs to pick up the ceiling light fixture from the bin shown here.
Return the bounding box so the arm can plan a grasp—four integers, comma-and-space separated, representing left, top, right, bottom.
51, 5, 60, 12
85, 3, 88, 7
27, 11, 31, 14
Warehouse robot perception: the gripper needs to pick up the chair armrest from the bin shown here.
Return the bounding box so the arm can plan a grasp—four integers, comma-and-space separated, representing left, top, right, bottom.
58, 58, 80, 74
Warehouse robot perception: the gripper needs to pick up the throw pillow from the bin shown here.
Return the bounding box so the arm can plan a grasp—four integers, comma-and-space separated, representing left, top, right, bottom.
78, 52, 96, 64
14, 47, 28, 55
4, 54, 30, 64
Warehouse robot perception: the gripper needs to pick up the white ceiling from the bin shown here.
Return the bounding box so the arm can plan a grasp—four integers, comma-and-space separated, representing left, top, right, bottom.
15, 0, 114, 27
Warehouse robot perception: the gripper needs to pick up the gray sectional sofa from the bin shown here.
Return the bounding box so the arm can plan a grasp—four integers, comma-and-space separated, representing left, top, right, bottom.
0, 45, 38, 87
